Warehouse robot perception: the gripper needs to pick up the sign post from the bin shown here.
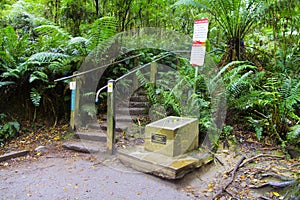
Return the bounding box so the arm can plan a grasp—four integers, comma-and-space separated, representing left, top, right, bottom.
69, 78, 77, 130
190, 18, 209, 77
107, 80, 116, 154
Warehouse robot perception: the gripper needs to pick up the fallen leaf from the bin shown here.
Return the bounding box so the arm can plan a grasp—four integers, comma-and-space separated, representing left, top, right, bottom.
273, 192, 280, 197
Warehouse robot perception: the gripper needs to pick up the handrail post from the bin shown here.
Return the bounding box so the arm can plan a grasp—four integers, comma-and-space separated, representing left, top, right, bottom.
150, 61, 157, 84
107, 80, 116, 154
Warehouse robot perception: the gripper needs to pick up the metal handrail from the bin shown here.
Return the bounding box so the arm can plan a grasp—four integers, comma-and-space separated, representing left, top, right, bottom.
115, 53, 171, 83
54, 54, 141, 82
95, 85, 108, 103
95, 53, 171, 102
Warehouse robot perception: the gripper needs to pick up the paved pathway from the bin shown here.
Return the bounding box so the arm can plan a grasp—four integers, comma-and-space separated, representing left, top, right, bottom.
0, 153, 194, 200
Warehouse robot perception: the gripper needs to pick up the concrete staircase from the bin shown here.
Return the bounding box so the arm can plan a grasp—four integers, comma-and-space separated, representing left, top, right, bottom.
63, 88, 149, 154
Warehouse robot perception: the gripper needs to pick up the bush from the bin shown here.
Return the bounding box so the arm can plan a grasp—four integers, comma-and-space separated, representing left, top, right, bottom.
0, 113, 20, 145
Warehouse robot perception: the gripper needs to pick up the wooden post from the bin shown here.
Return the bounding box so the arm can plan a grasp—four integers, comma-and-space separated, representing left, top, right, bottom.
133, 56, 139, 89
150, 61, 157, 84
74, 75, 80, 128
70, 72, 77, 130
107, 80, 116, 154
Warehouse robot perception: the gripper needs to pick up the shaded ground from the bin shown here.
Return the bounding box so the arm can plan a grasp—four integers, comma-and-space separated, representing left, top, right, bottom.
0, 149, 192, 200
1, 123, 300, 199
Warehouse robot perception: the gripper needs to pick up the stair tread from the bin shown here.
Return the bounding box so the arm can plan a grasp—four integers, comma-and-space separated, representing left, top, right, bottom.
63, 139, 106, 153
75, 131, 106, 142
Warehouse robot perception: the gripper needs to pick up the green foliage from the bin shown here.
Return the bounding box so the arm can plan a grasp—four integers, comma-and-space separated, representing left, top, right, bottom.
0, 113, 20, 145
85, 16, 117, 51
136, 55, 211, 134
287, 125, 300, 145
174, 0, 263, 62
220, 59, 300, 145
0, 81, 15, 88
30, 88, 42, 107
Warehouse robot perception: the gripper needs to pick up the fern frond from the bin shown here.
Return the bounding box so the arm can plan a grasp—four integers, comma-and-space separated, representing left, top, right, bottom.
0, 81, 15, 88
68, 37, 89, 46
35, 25, 72, 40
136, 70, 158, 104
30, 88, 41, 107
211, 61, 253, 84
227, 70, 254, 98
29, 71, 48, 83
88, 17, 117, 50
27, 52, 70, 64
173, 0, 207, 9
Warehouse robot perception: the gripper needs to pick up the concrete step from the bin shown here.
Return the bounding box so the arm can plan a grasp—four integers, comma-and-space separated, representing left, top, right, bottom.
85, 123, 101, 130
62, 139, 107, 154
130, 95, 148, 102
100, 121, 133, 132
116, 114, 147, 122
116, 107, 147, 115
129, 101, 150, 108
75, 131, 107, 142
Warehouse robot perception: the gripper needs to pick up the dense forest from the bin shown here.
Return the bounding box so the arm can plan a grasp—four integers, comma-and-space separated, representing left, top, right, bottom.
0, 0, 300, 156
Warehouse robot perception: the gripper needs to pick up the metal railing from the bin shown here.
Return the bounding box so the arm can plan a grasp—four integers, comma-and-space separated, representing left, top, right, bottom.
95, 53, 171, 102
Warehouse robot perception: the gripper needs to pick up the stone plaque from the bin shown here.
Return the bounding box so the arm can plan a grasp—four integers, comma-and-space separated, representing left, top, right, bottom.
151, 133, 167, 145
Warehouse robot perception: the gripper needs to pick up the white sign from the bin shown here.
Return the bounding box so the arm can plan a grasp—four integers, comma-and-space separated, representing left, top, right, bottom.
190, 18, 209, 67
69, 81, 76, 90
190, 43, 206, 66
192, 18, 209, 42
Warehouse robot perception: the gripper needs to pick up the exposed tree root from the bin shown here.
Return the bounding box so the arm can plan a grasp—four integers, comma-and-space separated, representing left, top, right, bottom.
260, 172, 295, 181
250, 180, 295, 189
213, 154, 286, 199
227, 154, 285, 174
213, 156, 246, 199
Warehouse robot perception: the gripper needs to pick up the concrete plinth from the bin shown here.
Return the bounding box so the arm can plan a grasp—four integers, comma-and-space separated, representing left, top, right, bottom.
144, 116, 199, 157
118, 146, 212, 179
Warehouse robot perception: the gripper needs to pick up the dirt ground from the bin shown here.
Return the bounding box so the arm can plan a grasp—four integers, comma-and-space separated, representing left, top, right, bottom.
1, 141, 299, 200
